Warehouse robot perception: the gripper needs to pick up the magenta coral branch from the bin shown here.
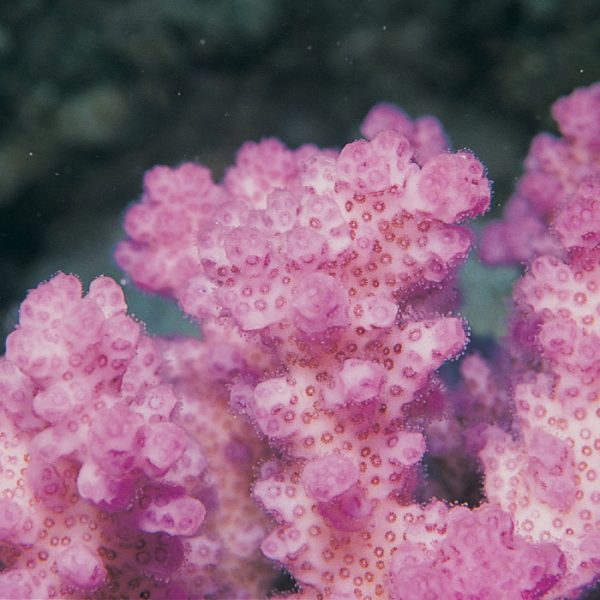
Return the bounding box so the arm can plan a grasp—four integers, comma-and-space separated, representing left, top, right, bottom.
118, 100, 550, 599
478, 177, 600, 597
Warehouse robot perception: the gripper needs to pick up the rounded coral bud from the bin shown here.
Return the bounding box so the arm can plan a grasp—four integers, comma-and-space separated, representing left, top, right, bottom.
526, 428, 577, 511
224, 226, 272, 275
284, 225, 328, 265
407, 151, 491, 223
32, 384, 73, 423
552, 82, 600, 151
388, 431, 427, 466
337, 131, 414, 192
141, 421, 187, 474
538, 319, 577, 357
87, 275, 128, 317
26, 461, 67, 510
553, 178, 600, 250
0, 570, 37, 599
88, 405, 144, 475
56, 543, 106, 591
224, 138, 298, 207
356, 296, 398, 328
301, 453, 359, 503
134, 486, 206, 536
76, 461, 135, 511
0, 358, 44, 431
338, 359, 386, 404
360, 102, 449, 164
132, 383, 178, 422
317, 483, 374, 532
291, 273, 349, 333
252, 378, 301, 438
266, 189, 300, 232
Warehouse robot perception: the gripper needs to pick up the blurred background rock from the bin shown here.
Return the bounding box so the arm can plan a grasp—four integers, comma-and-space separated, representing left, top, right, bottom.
0, 0, 599, 342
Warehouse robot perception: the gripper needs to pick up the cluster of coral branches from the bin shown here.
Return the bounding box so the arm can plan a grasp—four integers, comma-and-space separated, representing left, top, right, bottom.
0, 83, 598, 599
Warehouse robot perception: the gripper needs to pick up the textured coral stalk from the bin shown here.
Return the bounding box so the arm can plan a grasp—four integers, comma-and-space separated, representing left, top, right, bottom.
475, 178, 600, 598
0, 274, 272, 598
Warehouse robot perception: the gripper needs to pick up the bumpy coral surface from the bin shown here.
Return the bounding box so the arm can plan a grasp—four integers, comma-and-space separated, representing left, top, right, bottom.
0, 274, 199, 597
0, 274, 273, 598
477, 178, 600, 598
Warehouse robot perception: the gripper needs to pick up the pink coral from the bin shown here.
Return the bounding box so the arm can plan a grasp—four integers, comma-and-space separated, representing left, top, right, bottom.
360, 103, 449, 165
449, 144, 600, 598
477, 179, 600, 597
481, 83, 600, 265
3, 87, 600, 599
0, 274, 274, 598
389, 503, 565, 600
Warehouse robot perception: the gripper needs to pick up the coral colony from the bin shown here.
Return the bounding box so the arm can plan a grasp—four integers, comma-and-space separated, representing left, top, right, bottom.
0, 82, 598, 600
